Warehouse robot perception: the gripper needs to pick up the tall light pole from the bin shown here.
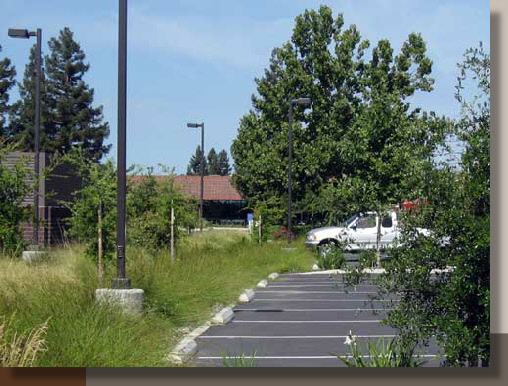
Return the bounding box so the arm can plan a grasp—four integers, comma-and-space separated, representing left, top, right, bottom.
112, 0, 130, 289
8, 28, 42, 247
187, 122, 205, 231
287, 97, 311, 244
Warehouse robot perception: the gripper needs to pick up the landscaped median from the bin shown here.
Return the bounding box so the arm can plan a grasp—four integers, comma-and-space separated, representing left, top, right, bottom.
0, 230, 314, 367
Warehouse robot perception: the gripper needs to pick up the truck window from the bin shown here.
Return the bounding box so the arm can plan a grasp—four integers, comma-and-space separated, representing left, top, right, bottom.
357, 214, 376, 229
381, 216, 393, 228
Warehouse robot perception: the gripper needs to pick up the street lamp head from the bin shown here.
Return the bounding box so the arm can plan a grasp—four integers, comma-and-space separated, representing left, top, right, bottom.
187, 122, 203, 128
8, 28, 33, 39
292, 97, 311, 106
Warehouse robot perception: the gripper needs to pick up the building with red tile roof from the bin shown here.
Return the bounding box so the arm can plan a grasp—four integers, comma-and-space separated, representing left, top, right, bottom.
128, 175, 243, 202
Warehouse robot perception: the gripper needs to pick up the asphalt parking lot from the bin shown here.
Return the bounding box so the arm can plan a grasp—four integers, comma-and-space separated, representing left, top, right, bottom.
191, 272, 444, 367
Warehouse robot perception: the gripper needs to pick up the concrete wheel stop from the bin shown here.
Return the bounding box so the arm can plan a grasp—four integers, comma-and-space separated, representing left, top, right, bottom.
211, 307, 234, 325
256, 279, 268, 288
238, 289, 255, 303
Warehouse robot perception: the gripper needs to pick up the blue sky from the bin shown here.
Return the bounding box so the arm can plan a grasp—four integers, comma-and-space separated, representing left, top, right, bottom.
1, 0, 490, 174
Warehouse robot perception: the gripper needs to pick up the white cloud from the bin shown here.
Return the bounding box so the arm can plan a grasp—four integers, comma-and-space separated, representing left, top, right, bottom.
127, 6, 293, 71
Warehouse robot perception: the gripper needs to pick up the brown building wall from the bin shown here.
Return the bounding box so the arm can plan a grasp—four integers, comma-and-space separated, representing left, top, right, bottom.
2, 152, 80, 246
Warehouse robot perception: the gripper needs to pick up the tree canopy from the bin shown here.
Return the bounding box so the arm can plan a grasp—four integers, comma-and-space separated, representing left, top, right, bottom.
231, 5, 448, 219
0, 45, 16, 137
7, 28, 111, 162
187, 147, 231, 176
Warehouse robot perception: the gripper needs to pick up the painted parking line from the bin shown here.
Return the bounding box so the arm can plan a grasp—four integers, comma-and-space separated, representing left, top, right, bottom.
266, 284, 380, 287
234, 308, 393, 311
199, 335, 397, 339
231, 320, 383, 323
255, 290, 379, 294
197, 354, 441, 360
250, 299, 398, 302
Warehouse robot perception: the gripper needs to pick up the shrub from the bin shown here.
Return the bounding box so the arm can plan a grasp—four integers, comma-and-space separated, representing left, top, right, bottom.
317, 246, 346, 270
0, 144, 30, 254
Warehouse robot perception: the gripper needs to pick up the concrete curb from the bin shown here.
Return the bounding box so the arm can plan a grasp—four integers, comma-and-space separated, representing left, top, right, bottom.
238, 289, 255, 303
211, 307, 234, 325
257, 279, 268, 288
168, 323, 211, 364
169, 337, 198, 363
169, 272, 282, 364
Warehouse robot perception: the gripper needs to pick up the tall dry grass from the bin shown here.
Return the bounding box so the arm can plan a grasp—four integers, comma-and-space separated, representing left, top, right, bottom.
0, 316, 48, 367
0, 231, 314, 366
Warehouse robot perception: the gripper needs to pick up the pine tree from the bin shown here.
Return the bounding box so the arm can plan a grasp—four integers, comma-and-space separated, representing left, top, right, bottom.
218, 149, 231, 176
7, 44, 51, 149
0, 45, 16, 137
44, 27, 111, 161
207, 147, 220, 175
186, 145, 208, 175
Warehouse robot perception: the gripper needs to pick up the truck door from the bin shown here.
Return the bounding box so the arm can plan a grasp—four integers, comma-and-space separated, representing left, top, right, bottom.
380, 212, 397, 247
355, 214, 377, 247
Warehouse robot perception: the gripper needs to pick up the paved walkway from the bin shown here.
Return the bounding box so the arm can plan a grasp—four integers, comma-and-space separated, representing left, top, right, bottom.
191, 272, 443, 367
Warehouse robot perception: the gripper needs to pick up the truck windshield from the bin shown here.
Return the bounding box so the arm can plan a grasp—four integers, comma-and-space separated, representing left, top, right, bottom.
344, 215, 357, 228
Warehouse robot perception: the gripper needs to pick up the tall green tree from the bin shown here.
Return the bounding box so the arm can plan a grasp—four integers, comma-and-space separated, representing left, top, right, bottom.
44, 27, 110, 161
186, 145, 207, 176
218, 149, 231, 176
380, 43, 490, 366
0, 45, 16, 137
231, 5, 447, 222
207, 147, 220, 175
7, 44, 51, 149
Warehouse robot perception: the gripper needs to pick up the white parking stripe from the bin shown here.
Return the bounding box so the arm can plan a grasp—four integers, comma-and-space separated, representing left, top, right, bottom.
267, 284, 379, 287
256, 291, 378, 294
197, 355, 441, 359
232, 320, 383, 323
251, 299, 398, 302
234, 308, 393, 312
198, 335, 397, 339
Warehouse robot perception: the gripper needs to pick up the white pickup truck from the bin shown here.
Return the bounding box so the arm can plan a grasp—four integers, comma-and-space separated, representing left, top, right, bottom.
305, 210, 431, 254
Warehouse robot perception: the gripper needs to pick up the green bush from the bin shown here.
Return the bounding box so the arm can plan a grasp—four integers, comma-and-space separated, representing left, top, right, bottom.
0, 145, 30, 254
127, 167, 198, 251
317, 246, 346, 270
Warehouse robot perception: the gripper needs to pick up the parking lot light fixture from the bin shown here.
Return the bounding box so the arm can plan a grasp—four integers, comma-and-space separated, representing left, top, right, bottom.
8, 27, 41, 247
187, 122, 205, 231
287, 97, 311, 244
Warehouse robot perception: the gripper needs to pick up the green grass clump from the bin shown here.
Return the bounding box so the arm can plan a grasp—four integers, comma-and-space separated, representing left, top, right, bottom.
125, 231, 313, 327
0, 231, 314, 366
0, 247, 171, 366
317, 247, 346, 270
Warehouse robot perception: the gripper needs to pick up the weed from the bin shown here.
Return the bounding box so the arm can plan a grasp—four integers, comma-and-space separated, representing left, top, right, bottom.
0, 316, 48, 367
221, 350, 257, 367
338, 331, 425, 367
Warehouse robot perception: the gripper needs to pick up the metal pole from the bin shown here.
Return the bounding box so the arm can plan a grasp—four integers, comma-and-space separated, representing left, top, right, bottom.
287, 102, 293, 244
113, 0, 130, 289
33, 28, 41, 247
170, 200, 175, 262
200, 123, 204, 231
